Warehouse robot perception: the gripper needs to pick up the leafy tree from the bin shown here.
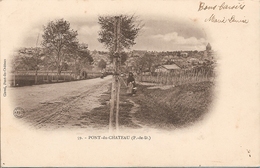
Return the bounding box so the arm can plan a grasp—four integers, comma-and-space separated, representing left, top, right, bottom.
76, 43, 94, 75
78, 43, 93, 64
98, 59, 107, 70
108, 51, 128, 65
98, 15, 143, 51
98, 14, 142, 77
11, 48, 43, 71
41, 19, 79, 76
138, 52, 158, 73
120, 52, 128, 65
11, 47, 44, 84
12, 51, 27, 71
20, 53, 42, 71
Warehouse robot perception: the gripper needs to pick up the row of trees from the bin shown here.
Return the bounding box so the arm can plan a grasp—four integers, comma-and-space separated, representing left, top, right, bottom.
13, 16, 215, 81
13, 19, 94, 79
13, 16, 142, 77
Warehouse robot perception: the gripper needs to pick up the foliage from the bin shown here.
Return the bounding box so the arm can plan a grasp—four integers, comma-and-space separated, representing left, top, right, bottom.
137, 52, 158, 72
98, 59, 107, 70
42, 19, 79, 74
108, 51, 128, 65
98, 15, 143, 51
21, 56, 41, 70
120, 52, 128, 65
74, 43, 94, 74
12, 48, 43, 71
78, 43, 94, 64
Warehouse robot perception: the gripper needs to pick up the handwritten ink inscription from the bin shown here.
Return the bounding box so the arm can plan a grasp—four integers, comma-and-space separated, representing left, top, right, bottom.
198, 2, 249, 24
205, 14, 248, 23
198, 2, 245, 11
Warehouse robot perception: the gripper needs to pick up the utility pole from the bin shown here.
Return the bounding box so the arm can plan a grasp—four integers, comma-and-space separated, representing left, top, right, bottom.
115, 16, 121, 131
109, 16, 121, 131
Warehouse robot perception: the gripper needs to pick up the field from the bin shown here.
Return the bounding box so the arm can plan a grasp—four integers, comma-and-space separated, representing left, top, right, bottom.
130, 81, 214, 129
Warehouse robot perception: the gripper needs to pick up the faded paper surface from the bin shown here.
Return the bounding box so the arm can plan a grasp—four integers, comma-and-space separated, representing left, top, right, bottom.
1, 0, 260, 167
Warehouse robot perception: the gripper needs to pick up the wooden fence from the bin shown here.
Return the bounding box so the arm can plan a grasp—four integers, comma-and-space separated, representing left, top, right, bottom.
10, 71, 102, 86
136, 68, 216, 86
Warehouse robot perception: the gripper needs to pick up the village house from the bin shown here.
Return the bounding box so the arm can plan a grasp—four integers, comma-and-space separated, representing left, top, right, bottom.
188, 58, 199, 63
180, 52, 188, 57
155, 64, 181, 73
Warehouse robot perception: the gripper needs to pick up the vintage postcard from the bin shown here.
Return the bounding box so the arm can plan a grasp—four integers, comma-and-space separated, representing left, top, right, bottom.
1, 0, 259, 167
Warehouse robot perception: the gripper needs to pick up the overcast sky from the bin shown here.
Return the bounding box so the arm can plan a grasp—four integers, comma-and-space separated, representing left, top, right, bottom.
22, 15, 209, 52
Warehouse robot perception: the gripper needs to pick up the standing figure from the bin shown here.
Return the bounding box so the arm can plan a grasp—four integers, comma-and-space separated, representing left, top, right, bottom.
127, 72, 137, 95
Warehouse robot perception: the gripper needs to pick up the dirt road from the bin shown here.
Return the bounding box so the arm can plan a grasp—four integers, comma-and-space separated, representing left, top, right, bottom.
9, 76, 112, 130
9, 76, 214, 131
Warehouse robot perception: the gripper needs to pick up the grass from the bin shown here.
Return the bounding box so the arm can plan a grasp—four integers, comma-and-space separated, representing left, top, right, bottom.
130, 81, 215, 129
89, 78, 215, 130
89, 83, 142, 129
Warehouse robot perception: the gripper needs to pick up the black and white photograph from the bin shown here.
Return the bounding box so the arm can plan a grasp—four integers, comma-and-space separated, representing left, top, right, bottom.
1, 0, 259, 167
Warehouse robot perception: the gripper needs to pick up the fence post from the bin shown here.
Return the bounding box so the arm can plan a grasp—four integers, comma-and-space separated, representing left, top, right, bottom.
159, 72, 163, 85
165, 73, 167, 85
167, 72, 169, 85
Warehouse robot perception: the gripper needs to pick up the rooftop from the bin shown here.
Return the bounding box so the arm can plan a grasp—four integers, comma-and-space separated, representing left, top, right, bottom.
161, 64, 181, 70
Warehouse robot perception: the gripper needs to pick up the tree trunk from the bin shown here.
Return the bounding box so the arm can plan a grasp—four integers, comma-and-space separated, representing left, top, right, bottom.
35, 69, 38, 84
57, 65, 60, 82
74, 58, 77, 78
140, 71, 143, 82
13, 73, 16, 86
